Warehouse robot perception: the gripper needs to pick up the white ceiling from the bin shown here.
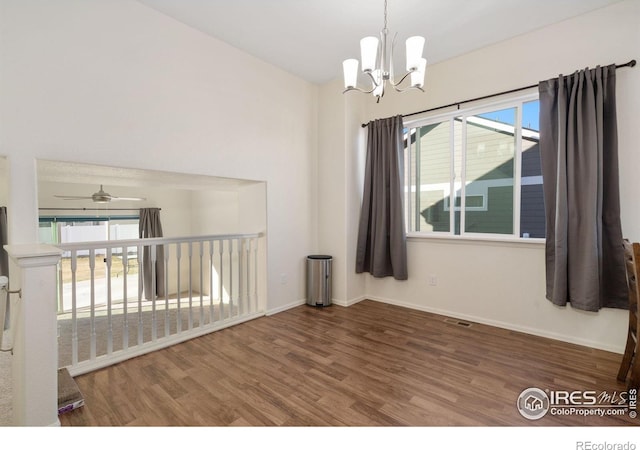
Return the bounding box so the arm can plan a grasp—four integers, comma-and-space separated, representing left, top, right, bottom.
137, 0, 624, 85
37, 160, 259, 192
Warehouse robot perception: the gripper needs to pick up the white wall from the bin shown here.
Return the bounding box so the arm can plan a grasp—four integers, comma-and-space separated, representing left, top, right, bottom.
189, 182, 267, 236
189, 190, 239, 236
0, 0, 318, 312
319, 0, 639, 352
317, 78, 368, 306
237, 182, 267, 235
317, 78, 348, 303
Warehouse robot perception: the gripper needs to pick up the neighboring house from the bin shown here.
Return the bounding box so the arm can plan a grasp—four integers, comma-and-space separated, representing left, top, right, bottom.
413, 117, 544, 238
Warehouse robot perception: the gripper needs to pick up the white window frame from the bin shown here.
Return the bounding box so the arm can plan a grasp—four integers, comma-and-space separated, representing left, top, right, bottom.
404, 91, 542, 242
443, 193, 487, 212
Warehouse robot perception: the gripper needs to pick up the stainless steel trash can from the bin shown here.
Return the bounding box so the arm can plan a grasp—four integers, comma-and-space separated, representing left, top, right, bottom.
306, 255, 332, 307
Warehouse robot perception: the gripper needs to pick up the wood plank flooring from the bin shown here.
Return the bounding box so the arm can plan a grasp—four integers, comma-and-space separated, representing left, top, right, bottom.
59, 300, 638, 426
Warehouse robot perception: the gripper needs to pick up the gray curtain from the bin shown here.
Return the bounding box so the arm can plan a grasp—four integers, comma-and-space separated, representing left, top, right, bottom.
1, 207, 8, 332
355, 115, 408, 280
139, 208, 165, 300
538, 65, 627, 311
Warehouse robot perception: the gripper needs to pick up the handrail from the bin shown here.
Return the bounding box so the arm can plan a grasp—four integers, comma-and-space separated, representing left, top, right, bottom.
55, 231, 265, 252
55, 231, 266, 376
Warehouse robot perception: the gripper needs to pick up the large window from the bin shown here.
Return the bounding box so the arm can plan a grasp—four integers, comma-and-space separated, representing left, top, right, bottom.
39, 216, 141, 312
404, 94, 543, 239
39, 216, 140, 247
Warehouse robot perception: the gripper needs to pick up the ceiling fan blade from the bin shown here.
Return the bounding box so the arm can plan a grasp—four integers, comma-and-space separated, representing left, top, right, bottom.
54, 185, 146, 202
53, 195, 94, 200
110, 196, 146, 201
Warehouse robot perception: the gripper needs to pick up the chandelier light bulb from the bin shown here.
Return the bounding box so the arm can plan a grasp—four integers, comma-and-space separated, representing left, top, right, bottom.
405, 36, 425, 72
360, 36, 379, 73
343, 59, 359, 89
411, 58, 427, 88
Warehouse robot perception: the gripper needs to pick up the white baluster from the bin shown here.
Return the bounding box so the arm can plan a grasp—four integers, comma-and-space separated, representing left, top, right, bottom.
106, 247, 113, 355
245, 238, 251, 315
89, 248, 96, 360
71, 251, 78, 367
218, 240, 224, 320
237, 239, 244, 316
229, 239, 234, 318
244, 238, 249, 315
176, 243, 182, 333
151, 243, 157, 342
253, 237, 258, 313
245, 238, 250, 314
187, 241, 193, 330
164, 244, 170, 338
137, 244, 143, 346
199, 240, 204, 327
122, 248, 129, 351
208, 240, 214, 324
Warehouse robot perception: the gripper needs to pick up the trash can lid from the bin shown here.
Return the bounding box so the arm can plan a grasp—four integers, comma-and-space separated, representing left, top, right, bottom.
308, 255, 332, 260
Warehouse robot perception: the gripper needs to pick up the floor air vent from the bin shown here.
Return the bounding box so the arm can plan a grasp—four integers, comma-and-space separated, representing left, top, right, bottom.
444, 318, 472, 327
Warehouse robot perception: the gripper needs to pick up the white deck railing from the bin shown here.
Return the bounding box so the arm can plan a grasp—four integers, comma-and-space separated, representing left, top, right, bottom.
55, 233, 266, 376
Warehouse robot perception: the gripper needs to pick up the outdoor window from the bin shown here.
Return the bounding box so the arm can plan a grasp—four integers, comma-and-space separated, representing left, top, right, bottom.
39, 216, 140, 312
404, 94, 543, 239
39, 216, 140, 244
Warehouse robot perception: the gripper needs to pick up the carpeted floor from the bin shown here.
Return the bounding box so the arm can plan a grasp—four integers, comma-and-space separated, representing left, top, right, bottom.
0, 350, 11, 426
57, 302, 234, 368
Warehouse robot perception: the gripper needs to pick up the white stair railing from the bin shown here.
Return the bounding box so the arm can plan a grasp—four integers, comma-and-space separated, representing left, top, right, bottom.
56, 233, 265, 376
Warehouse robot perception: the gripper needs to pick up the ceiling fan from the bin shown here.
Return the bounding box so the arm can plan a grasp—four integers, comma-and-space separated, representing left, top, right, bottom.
54, 185, 146, 203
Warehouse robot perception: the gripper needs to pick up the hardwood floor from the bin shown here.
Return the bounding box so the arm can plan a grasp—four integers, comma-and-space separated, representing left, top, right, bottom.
59, 300, 638, 427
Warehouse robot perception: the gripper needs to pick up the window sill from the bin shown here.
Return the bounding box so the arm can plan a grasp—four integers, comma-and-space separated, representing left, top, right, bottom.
406, 232, 545, 247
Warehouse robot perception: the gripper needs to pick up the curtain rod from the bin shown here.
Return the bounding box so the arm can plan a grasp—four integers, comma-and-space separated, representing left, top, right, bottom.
38, 207, 159, 211
361, 59, 636, 127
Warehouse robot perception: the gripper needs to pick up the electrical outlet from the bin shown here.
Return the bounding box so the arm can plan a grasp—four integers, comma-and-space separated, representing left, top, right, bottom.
428, 274, 437, 286
280, 273, 288, 284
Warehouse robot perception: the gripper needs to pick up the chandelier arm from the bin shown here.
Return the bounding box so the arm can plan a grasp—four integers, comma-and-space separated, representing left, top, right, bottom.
393, 85, 425, 93
389, 69, 415, 88
342, 70, 380, 94
343, 86, 377, 95
365, 70, 381, 87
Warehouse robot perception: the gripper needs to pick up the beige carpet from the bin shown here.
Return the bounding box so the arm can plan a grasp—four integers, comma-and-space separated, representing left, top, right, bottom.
58, 302, 236, 368
0, 350, 11, 426
57, 368, 83, 415
0, 358, 87, 425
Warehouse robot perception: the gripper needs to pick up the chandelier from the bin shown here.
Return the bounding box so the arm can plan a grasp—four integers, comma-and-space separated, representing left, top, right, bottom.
342, 0, 427, 103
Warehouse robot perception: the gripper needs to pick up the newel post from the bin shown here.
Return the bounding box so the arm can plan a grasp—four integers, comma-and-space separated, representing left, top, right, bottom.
5, 244, 62, 426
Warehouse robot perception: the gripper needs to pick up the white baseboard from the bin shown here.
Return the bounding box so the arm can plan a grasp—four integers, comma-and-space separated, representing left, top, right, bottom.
263, 295, 621, 354
267, 296, 366, 313
331, 296, 366, 307
365, 295, 624, 355
266, 299, 306, 316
